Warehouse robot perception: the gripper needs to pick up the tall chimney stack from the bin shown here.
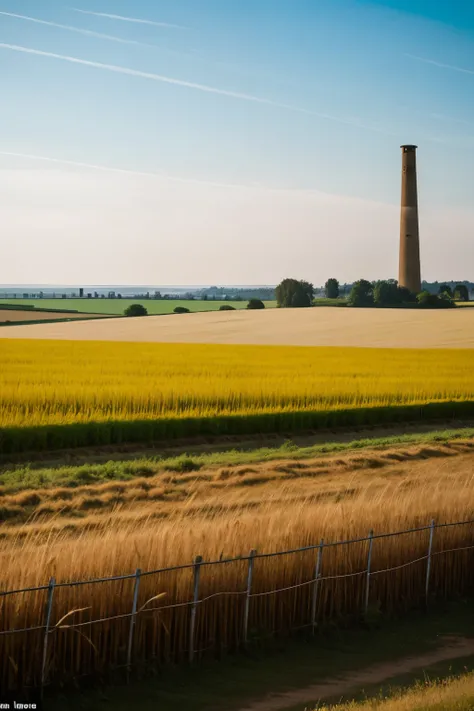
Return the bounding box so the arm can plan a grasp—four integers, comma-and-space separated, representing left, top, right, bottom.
399, 145, 421, 294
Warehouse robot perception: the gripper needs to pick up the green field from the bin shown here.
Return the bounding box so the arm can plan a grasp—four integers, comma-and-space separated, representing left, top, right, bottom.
2, 299, 277, 315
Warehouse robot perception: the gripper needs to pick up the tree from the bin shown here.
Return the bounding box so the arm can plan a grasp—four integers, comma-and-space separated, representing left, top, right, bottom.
438, 284, 453, 298
247, 299, 265, 310
454, 284, 469, 301
124, 304, 148, 317
174, 306, 190, 314
373, 280, 417, 307
397, 286, 417, 303
417, 291, 454, 309
219, 305, 235, 311
348, 279, 374, 307
324, 278, 340, 299
373, 280, 399, 306
275, 279, 314, 308
291, 290, 311, 307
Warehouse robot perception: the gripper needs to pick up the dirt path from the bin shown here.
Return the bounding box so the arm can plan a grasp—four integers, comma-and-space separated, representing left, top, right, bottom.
2, 418, 472, 468
238, 637, 474, 711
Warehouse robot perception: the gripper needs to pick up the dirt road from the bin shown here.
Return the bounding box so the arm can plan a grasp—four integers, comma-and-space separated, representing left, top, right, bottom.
238, 637, 474, 711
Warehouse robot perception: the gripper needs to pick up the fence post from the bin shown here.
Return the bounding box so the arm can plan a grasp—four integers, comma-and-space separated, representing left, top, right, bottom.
40, 577, 56, 699
311, 539, 324, 634
425, 519, 435, 605
189, 555, 203, 664
364, 530, 374, 616
126, 568, 141, 679
243, 549, 257, 646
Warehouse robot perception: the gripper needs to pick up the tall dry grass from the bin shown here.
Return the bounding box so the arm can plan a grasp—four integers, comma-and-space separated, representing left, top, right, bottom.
1, 446, 474, 692
318, 673, 474, 710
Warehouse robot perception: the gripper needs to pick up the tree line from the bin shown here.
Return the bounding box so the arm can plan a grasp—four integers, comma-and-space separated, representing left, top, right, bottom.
273, 278, 469, 309
124, 280, 470, 316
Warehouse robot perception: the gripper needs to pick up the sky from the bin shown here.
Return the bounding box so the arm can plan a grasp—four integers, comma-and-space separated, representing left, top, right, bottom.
1, 0, 474, 286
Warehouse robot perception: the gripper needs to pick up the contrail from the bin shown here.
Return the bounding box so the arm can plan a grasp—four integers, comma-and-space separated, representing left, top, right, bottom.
405, 53, 474, 76
430, 112, 474, 129
72, 8, 186, 30
0, 151, 261, 190
0, 42, 394, 135
0, 11, 157, 48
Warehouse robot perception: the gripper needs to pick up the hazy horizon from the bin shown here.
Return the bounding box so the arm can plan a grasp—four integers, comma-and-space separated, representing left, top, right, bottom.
2, 0, 474, 284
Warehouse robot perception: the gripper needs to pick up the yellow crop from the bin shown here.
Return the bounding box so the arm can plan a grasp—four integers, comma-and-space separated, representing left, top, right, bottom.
1, 340, 473, 431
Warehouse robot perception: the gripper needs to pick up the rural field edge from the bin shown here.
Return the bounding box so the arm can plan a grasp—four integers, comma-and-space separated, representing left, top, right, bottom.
2, 400, 474, 455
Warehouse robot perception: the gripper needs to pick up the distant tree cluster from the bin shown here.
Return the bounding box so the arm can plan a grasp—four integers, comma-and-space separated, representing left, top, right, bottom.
347, 279, 375, 307
421, 281, 473, 299
124, 304, 148, 317
199, 286, 275, 301
454, 284, 469, 301
438, 283, 469, 302
275, 279, 314, 308
347, 279, 455, 309
324, 278, 340, 299
416, 291, 455, 308
247, 299, 265, 310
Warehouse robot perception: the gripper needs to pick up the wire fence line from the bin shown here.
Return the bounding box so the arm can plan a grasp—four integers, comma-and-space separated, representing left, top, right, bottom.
2, 517, 474, 696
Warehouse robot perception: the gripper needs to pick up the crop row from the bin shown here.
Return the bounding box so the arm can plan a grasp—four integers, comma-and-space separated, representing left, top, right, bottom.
1, 340, 473, 453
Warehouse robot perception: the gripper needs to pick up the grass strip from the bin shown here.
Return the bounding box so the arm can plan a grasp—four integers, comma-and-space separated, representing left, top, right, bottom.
1, 425, 473, 493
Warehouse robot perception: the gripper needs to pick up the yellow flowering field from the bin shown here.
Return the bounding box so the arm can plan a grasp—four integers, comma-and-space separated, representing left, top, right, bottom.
1, 339, 473, 452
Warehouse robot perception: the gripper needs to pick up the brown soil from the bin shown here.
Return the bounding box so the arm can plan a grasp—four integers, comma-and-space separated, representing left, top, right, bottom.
1, 307, 474, 347
238, 637, 474, 711
0, 309, 109, 323
2, 419, 471, 469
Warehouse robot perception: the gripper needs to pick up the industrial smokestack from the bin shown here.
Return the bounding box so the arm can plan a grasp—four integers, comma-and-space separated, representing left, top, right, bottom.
399, 145, 421, 294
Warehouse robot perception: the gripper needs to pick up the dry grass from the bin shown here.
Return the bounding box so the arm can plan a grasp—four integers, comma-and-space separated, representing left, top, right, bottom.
2, 440, 474, 692
1, 307, 474, 347
1, 439, 474, 530
318, 673, 474, 710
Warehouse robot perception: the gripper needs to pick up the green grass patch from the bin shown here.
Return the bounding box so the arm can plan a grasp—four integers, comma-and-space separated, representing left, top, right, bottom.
1, 425, 473, 493
0, 303, 81, 313
313, 297, 348, 306
4, 298, 277, 315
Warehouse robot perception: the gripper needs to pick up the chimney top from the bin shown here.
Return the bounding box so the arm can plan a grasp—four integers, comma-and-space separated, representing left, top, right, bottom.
401, 145, 418, 151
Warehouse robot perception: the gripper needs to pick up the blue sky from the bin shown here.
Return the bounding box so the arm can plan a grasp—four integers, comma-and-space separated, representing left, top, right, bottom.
1, 0, 473, 285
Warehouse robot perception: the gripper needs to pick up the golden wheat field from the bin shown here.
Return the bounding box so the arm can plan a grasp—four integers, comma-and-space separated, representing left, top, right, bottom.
1, 340, 474, 455
2, 439, 474, 692
1, 307, 474, 347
